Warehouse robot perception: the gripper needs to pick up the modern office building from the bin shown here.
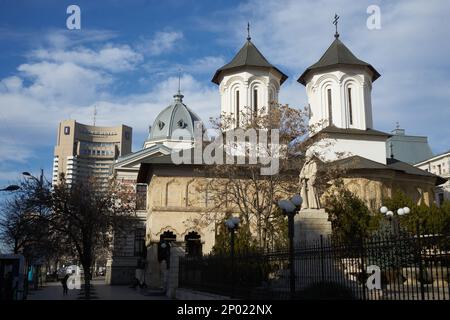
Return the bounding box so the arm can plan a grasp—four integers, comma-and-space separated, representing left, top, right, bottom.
52, 120, 133, 186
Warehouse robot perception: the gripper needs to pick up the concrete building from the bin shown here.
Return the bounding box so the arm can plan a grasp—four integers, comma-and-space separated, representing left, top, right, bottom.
386, 125, 433, 164
52, 120, 133, 186
415, 151, 450, 205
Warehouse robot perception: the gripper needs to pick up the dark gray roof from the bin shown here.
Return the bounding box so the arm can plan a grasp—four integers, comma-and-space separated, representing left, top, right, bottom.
332, 155, 446, 185
298, 37, 380, 85
212, 40, 288, 85
319, 125, 391, 138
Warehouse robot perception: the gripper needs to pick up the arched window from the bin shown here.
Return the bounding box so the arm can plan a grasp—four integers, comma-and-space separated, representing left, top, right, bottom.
253, 88, 258, 117
327, 88, 333, 125
236, 90, 240, 126
347, 87, 354, 125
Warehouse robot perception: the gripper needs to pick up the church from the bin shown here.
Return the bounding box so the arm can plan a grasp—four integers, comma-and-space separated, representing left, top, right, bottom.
105, 26, 444, 285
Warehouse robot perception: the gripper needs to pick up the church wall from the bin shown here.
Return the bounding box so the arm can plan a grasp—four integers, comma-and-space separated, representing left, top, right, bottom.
146, 175, 217, 254
337, 172, 436, 211
308, 135, 388, 164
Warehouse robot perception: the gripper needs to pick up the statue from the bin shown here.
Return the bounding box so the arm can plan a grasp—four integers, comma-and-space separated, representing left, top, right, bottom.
300, 155, 321, 209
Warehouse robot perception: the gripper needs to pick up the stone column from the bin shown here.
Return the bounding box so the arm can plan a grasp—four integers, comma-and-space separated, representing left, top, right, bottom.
146, 243, 161, 288
166, 246, 185, 299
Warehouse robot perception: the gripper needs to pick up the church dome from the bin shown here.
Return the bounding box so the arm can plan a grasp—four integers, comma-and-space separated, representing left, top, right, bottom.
147, 92, 202, 144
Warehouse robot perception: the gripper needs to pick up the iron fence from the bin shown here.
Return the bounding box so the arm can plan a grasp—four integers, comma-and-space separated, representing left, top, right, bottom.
178, 231, 450, 300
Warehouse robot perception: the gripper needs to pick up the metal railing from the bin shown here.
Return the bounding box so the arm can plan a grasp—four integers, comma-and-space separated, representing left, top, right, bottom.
179, 231, 450, 300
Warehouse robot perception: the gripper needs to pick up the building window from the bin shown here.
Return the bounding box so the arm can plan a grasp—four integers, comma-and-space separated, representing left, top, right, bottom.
134, 228, 146, 258
236, 90, 240, 126
437, 164, 442, 175
125, 131, 130, 140
136, 184, 147, 211
64, 126, 70, 135
327, 88, 333, 125
253, 89, 258, 117
348, 87, 353, 125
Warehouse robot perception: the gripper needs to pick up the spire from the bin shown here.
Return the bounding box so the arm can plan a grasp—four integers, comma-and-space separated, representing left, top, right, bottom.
333, 13, 340, 39
174, 69, 184, 102
247, 22, 251, 41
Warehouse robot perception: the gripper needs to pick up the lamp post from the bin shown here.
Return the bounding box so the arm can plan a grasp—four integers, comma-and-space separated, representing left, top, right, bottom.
225, 216, 240, 298
0, 185, 20, 192
379, 205, 410, 236
277, 194, 302, 300
23, 169, 44, 186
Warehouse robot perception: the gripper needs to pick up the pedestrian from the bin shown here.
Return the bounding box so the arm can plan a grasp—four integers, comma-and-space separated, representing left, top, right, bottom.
61, 273, 70, 296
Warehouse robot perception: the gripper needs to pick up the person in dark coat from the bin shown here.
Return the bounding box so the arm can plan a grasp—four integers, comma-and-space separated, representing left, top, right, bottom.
61, 273, 70, 295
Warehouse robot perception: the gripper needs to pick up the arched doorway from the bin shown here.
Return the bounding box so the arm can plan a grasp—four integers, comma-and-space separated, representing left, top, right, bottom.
158, 231, 176, 267
185, 231, 202, 257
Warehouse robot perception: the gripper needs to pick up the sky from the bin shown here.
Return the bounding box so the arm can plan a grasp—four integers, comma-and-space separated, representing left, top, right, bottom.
0, 0, 449, 190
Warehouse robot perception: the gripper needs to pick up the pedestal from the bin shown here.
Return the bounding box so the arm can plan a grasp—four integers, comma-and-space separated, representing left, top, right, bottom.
294, 208, 332, 246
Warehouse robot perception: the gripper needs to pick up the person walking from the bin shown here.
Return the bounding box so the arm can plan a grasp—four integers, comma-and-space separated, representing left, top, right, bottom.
61, 273, 70, 296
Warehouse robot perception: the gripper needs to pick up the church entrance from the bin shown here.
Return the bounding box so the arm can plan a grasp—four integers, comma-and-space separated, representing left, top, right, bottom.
158, 231, 176, 268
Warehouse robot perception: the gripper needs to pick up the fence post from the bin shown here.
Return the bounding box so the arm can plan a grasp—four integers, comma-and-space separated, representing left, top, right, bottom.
320, 235, 325, 283
416, 222, 425, 300
360, 238, 367, 300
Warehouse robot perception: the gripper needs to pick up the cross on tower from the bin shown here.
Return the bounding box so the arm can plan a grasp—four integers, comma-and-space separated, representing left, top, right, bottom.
333, 14, 340, 38
247, 22, 251, 41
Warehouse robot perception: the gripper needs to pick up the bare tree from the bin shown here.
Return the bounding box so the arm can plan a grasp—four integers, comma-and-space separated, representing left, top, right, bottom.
47, 175, 136, 298
193, 104, 316, 251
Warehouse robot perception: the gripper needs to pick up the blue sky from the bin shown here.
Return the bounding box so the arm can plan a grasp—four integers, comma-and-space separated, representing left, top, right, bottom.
0, 0, 450, 190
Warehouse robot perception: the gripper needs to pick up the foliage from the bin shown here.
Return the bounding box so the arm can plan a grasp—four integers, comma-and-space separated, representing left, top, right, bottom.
0, 178, 69, 264
323, 181, 373, 243
383, 190, 450, 235
367, 221, 416, 271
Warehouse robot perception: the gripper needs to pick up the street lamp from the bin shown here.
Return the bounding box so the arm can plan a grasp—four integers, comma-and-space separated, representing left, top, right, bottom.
0, 185, 20, 192
23, 170, 44, 186
380, 205, 410, 236
225, 216, 240, 298
277, 194, 302, 300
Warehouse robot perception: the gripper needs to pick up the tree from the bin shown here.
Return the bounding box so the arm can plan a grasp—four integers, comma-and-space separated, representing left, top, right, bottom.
193, 104, 323, 251
0, 178, 64, 263
323, 180, 373, 243
45, 175, 136, 298
1, 175, 137, 299
382, 190, 449, 235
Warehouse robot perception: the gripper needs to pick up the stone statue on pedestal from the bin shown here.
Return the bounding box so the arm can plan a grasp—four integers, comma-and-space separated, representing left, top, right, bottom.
300, 155, 321, 209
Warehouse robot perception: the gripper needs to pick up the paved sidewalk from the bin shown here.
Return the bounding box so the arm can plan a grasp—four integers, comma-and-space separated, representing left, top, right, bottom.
27, 279, 168, 300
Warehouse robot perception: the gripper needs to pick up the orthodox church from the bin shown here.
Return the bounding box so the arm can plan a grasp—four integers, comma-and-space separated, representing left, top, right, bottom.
105, 27, 443, 285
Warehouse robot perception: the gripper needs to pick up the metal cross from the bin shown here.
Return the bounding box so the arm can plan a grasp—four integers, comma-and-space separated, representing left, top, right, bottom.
178, 68, 181, 94
333, 14, 340, 38
247, 22, 251, 41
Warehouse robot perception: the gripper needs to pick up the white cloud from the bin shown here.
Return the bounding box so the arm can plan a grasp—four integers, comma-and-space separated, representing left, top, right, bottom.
30, 44, 143, 73
142, 31, 184, 56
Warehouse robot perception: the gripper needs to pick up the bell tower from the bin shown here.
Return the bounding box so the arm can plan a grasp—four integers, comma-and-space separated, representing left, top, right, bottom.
212, 24, 288, 128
